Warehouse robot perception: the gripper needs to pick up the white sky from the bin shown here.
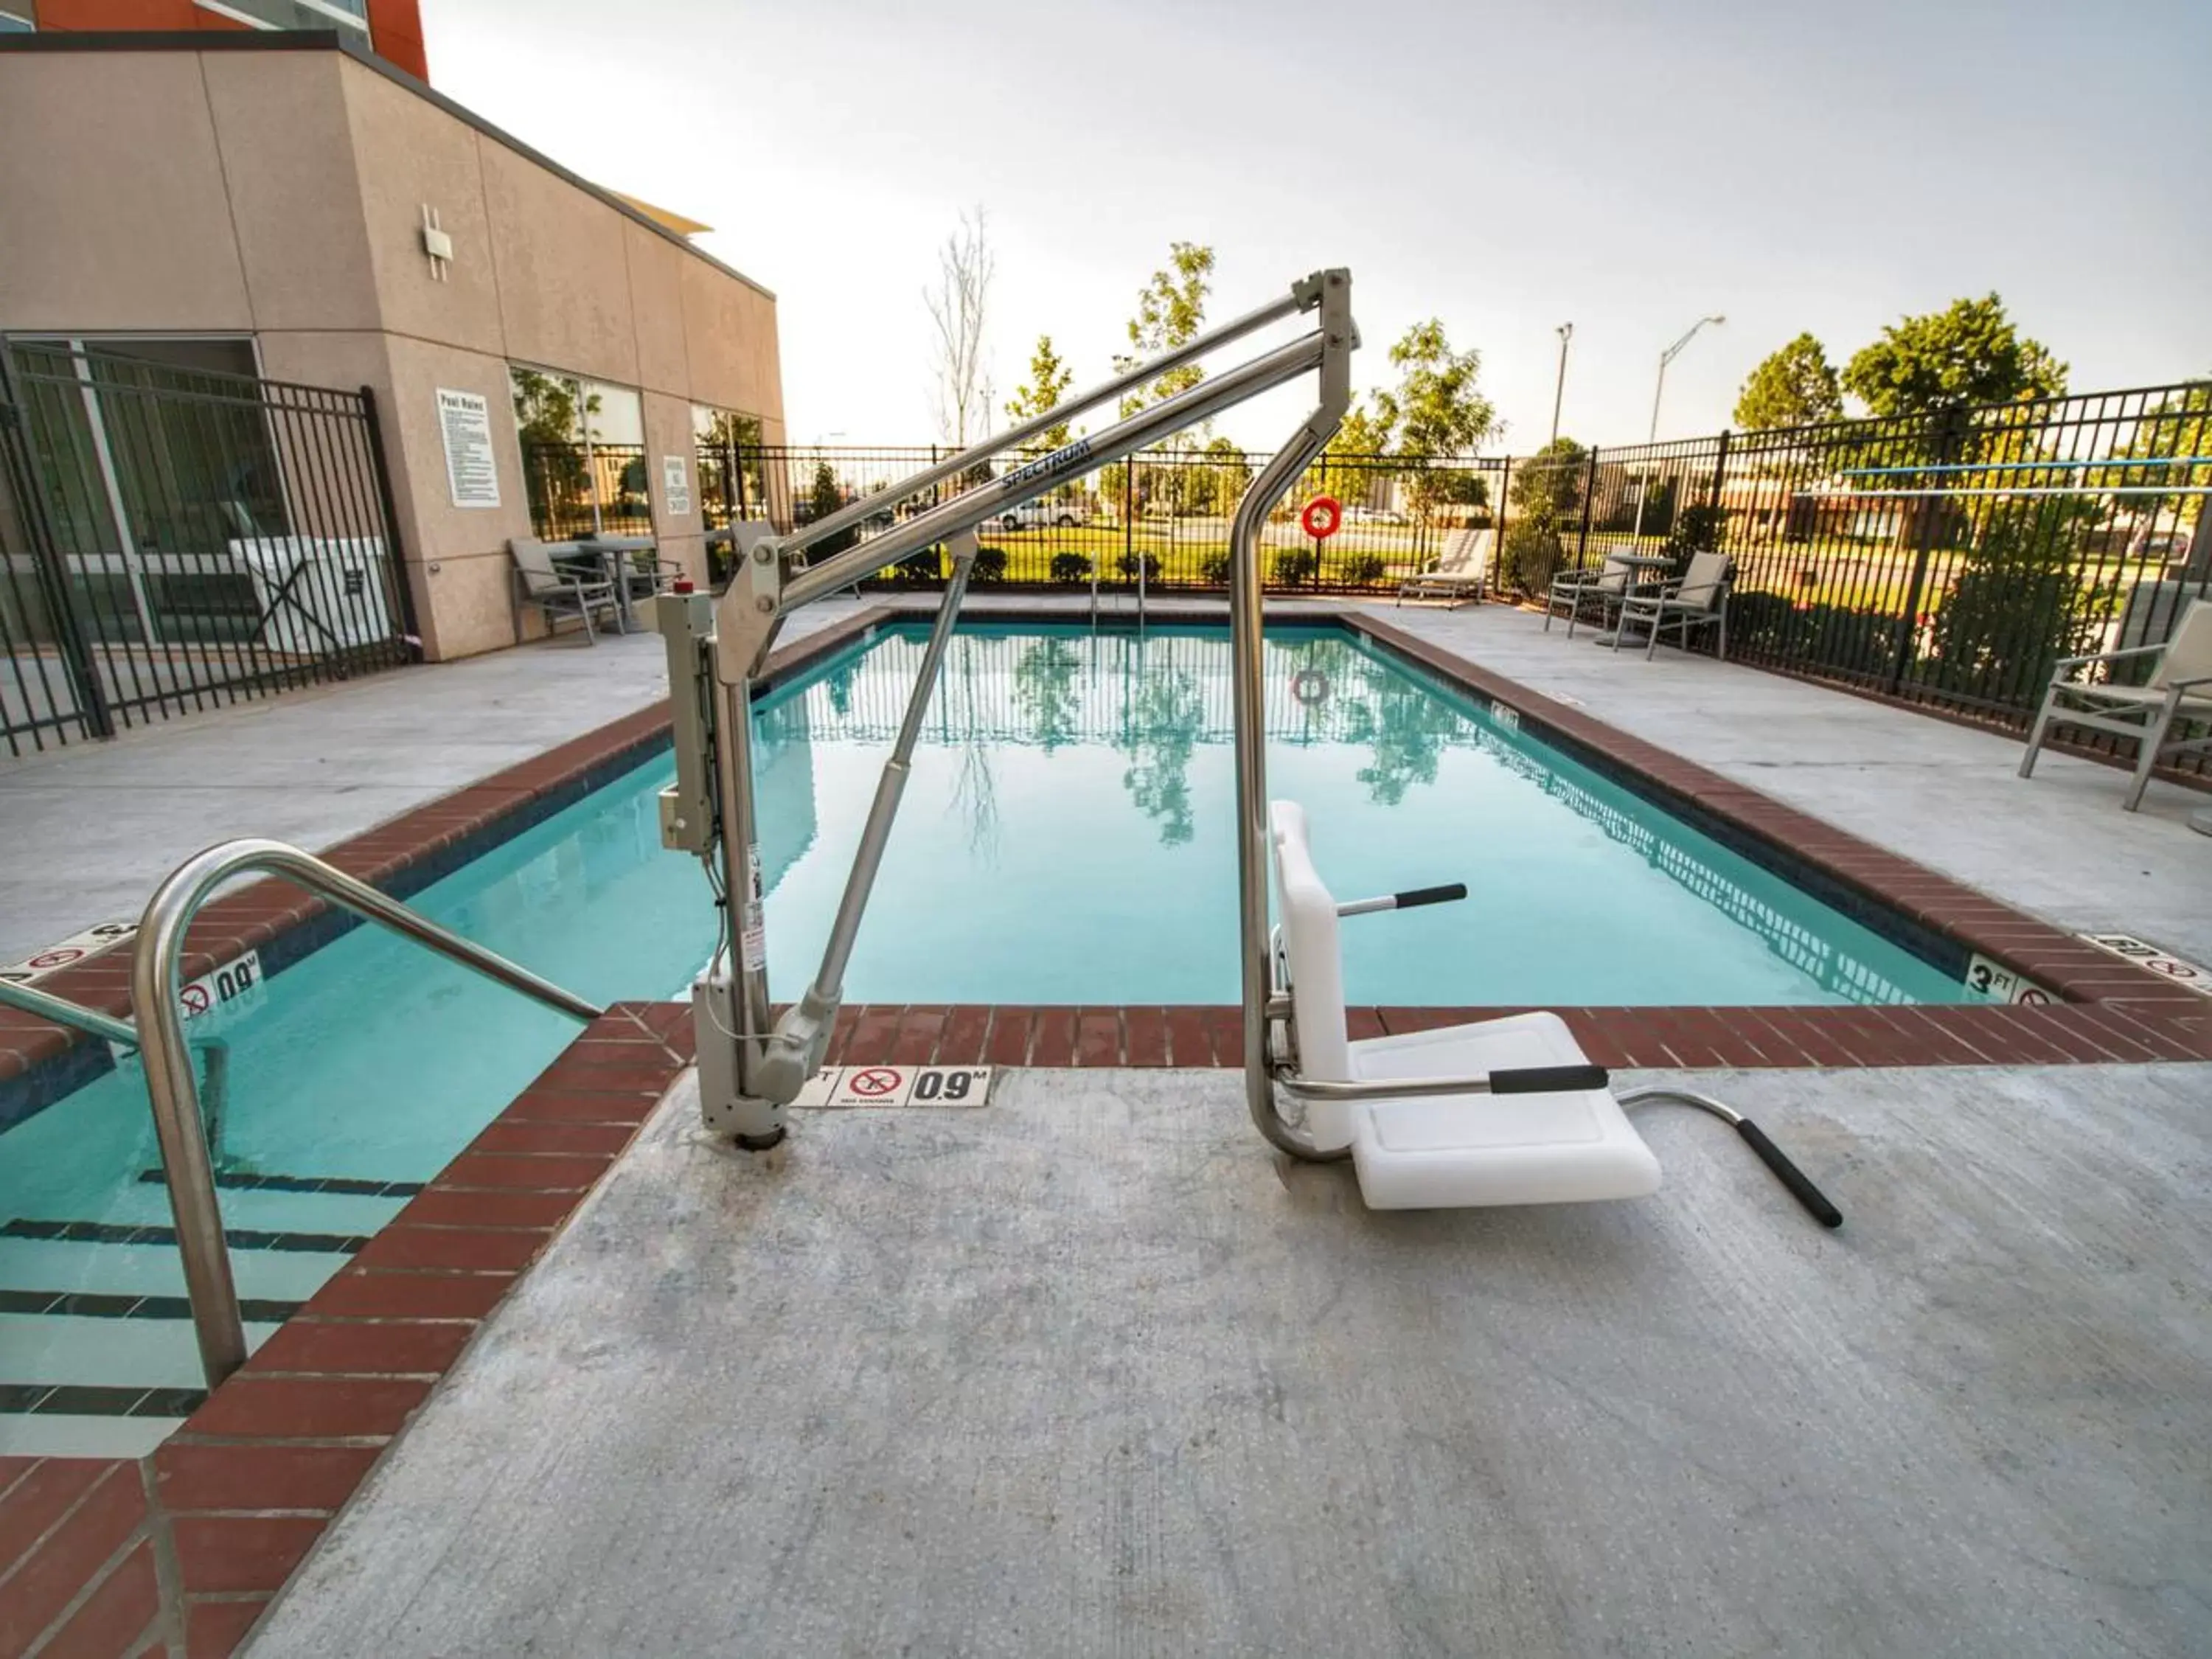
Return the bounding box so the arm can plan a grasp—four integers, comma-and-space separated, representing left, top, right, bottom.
425, 0, 2212, 453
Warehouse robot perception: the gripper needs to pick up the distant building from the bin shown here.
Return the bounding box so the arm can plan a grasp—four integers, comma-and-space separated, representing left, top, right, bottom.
0, 0, 427, 84
0, 29, 785, 660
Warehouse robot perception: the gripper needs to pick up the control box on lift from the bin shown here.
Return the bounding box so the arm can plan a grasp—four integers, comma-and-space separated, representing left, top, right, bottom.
655, 590, 717, 857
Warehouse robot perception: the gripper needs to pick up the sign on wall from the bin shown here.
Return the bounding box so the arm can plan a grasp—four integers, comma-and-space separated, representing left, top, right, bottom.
662, 454, 692, 517
437, 389, 501, 509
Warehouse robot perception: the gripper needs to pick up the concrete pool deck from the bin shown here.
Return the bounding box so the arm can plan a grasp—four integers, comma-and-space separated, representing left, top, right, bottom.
244, 1062, 2212, 1658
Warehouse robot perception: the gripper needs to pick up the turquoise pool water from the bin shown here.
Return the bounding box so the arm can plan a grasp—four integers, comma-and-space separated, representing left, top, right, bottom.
1, 620, 1971, 1450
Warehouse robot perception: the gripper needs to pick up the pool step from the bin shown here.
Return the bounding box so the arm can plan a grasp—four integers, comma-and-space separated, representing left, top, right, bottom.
0, 1192, 376, 1457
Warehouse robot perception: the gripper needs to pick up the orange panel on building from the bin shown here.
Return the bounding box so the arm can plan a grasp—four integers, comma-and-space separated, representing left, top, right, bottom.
24, 0, 430, 82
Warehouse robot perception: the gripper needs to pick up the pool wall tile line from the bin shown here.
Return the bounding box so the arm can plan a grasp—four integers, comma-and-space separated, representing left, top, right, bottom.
0, 1003, 691, 1659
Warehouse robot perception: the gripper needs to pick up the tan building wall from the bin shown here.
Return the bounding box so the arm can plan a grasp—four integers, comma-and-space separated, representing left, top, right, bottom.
0, 35, 784, 661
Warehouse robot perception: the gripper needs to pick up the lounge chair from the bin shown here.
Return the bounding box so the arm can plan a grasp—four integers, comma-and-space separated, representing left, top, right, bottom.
510, 536, 622, 645
1395, 527, 1494, 608
1543, 552, 1632, 639
2020, 599, 2212, 810
1615, 550, 1733, 658
1266, 799, 1660, 1209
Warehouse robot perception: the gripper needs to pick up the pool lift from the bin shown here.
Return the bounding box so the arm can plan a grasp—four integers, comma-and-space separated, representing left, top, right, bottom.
656, 268, 1840, 1223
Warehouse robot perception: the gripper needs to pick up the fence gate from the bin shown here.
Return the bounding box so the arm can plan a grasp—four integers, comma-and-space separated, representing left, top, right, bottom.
0, 343, 416, 757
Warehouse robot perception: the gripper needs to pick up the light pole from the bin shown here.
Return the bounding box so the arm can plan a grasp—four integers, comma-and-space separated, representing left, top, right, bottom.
1635, 313, 1725, 540
1549, 322, 1573, 447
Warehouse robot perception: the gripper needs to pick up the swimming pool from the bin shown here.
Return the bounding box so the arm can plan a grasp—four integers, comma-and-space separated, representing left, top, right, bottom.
0, 618, 1976, 1452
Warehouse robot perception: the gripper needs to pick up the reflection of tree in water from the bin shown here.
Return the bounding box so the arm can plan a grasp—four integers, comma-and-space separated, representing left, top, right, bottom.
1012, 638, 1084, 752
1349, 654, 1478, 805
1118, 665, 1206, 846
947, 639, 1001, 860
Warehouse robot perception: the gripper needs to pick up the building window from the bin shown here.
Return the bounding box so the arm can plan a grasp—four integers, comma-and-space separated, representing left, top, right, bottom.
7, 336, 291, 646
195, 0, 369, 39
0, 10, 35, 32
692, 406, 762, 532
510, 367, 647, 539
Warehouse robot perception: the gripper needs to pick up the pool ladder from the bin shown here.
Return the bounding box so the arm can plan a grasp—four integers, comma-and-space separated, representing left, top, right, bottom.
10, 839, 604, 1390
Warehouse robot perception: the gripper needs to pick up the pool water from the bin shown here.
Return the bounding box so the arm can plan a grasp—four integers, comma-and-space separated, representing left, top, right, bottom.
0, 620, 1968, 1451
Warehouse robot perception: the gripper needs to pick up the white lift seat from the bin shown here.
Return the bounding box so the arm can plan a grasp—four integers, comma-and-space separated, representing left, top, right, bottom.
1269, 799, 1661, 1211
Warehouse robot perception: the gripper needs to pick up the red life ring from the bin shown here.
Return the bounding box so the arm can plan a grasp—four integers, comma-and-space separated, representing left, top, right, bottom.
1301, 496, 1343, 540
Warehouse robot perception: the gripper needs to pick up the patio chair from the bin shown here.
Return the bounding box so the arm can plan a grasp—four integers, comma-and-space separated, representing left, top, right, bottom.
1615, 551, 1733, 658
1266, 799, 1661, 1210
1543, 552, 1633, 639
2019, 599, 2212, 811
510, 536, 622, 645
1395, 527, 1494, 608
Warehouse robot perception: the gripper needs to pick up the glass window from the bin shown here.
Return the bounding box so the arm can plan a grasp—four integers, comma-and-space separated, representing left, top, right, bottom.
692, 406, 763, 531
9, 336, 285, 645
0, 13, 35, 35
195, 0, 367, 36
509, 367, 649, 538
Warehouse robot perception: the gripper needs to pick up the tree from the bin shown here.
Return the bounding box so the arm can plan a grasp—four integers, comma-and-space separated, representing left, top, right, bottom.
1310, 394, 1397, 512
510, 368, 597, 532
1509, 436, 1587, 523
1184, 434, 1253, 516
925, 206, 995, 444
2098, 380, 2211, 530
1842, 294, 2067, 417
806, 459, 856, 557
1115, 242, 1214, 417
1374, 319, 1496, 525
1004, 334, 1077, 455
1733, 333, 1843, 431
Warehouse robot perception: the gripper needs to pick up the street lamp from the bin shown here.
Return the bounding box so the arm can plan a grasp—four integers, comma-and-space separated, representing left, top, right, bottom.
1635, 313, 1725, 540
1549, 322, 1573, 447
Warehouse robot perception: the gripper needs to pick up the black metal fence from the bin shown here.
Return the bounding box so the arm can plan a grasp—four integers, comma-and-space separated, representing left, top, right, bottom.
519, 441, 654, 541
725, 442, 1506, 593
0, 344, 414, 756
740, 378, 2207, 765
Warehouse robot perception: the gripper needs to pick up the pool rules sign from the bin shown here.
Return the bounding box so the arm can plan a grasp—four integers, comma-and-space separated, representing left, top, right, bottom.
438, 389, 501, 508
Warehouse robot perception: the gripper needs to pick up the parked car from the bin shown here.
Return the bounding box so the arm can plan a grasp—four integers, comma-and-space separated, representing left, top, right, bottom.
1340, 504, 1408, 526
992, 499, 1088, 531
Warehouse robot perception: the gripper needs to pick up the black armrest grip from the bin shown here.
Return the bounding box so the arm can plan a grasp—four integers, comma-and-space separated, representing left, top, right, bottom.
1394, 883, 1469, 909
1489, 1063, 1610, 1094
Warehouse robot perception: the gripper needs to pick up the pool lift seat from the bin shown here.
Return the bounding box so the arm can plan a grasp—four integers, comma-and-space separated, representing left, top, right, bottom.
1266, 799, 1661, 1211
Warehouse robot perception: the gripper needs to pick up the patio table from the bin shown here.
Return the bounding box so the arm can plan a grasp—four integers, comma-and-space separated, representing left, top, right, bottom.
1589, 551, 1677, 648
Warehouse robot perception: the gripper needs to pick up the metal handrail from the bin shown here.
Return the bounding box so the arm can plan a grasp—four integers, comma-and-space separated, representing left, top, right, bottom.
132, 838, 606, 1387
0, 975, 141, 1048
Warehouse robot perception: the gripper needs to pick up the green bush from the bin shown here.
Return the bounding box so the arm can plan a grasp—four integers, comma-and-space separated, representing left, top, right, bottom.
1338, 552, 1389, 586
968, 546, 1009, 585
1497, 517, 1562, 597
1924, 499, 2102, 706
1728, 591, 1902, 680
1048, 552, 1092, 584
1271, 548, 1318, 586
1118, 552, 1163, 582
891, 549, 941, 585
1200, 552, 1234, 585
1664, 504, 1726, 565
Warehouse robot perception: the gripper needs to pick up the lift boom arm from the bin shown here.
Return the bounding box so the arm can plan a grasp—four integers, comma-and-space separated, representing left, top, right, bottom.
660, 268, 1356, 1150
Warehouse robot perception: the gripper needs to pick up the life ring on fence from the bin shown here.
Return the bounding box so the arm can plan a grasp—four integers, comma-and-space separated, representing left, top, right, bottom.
1301, 496, 1343, 540
1290, 667, 1332, 706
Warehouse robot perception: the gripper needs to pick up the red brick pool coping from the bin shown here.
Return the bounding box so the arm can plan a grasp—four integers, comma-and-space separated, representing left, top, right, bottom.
5, 600, 2209, 1655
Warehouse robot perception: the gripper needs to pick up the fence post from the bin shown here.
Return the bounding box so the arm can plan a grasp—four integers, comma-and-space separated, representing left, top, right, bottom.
1576, 447, 1599, 568
357, 385, 421, 648
1885, 410, 1965, 696
1708, 428, 1731, 512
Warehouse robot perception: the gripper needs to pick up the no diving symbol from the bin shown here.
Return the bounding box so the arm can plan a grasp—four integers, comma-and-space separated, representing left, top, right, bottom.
847, 1067, 903, 1099
179, 984, 212, 1017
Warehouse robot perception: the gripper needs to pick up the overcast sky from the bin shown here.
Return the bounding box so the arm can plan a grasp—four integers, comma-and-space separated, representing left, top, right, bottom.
426, 0, 2212, 452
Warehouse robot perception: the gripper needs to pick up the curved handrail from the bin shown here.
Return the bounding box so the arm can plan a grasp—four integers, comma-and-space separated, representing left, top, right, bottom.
132, 838, 606, 1387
